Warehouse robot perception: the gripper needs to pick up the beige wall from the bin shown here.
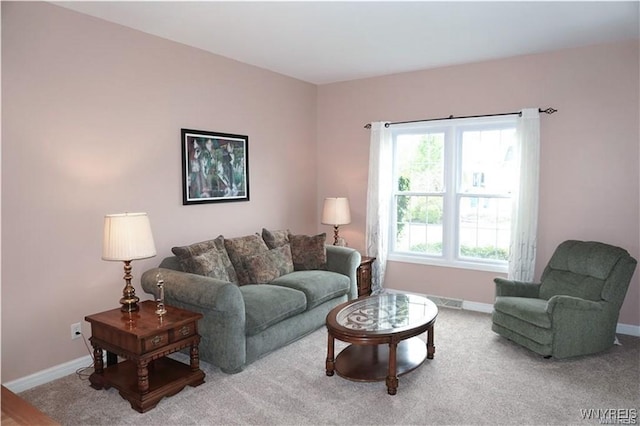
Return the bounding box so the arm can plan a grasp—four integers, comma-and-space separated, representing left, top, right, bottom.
1, 2, 317, 382
317, 40, 640, 326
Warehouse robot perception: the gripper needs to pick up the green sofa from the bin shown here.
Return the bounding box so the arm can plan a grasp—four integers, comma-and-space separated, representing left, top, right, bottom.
492, 240, 637, 359
141, 232, 360, 373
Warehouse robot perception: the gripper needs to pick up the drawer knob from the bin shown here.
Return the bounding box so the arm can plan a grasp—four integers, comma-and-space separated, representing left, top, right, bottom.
151, 335, 164, 346
179, 325, 191, 336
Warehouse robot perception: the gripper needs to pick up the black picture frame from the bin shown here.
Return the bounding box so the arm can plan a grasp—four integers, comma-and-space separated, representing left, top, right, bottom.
181, 128, 249, 205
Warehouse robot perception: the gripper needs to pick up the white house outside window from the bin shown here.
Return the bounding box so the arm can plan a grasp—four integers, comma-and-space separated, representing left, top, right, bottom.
389, 116, 518, 272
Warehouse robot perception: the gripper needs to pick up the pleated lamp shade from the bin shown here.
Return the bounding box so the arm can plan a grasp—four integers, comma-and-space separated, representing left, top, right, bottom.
102, 212, 156, 261
321, 197, 351, 226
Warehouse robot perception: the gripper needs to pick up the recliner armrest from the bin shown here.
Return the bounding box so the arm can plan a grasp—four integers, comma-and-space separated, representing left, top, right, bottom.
546, 295, 605, 314
494, 277, 541, 298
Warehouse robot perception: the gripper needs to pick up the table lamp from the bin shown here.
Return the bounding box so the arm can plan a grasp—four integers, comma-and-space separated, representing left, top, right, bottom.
102, 212, 157, 312
321, 197, 351, 245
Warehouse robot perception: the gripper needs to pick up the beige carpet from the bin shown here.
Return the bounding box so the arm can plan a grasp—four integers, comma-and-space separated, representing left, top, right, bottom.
19, 308, 639, 425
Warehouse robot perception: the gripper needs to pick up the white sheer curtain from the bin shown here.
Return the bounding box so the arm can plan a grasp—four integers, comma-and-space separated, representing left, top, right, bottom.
365, 122, 392, 293
508, 108, 541, 281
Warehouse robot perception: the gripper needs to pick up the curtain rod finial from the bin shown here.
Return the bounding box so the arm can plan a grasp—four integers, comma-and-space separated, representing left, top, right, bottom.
539, 107, 558, 114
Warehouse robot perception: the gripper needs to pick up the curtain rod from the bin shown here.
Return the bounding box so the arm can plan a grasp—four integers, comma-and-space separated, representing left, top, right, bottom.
363, 107, 557, 129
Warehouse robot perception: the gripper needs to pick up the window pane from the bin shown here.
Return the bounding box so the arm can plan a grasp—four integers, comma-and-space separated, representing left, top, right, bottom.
460, 128, 516, 195
395, 133, 445, 192
458, 196, 510, 261
395, 195, 443, 255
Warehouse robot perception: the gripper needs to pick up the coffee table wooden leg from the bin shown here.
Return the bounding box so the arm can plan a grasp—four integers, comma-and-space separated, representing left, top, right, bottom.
326, 332, 335, 376
386, 341, 398, 395
427, 324, 435, 359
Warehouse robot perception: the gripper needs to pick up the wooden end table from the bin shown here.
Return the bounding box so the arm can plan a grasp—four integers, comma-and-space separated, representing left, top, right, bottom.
356, 256, 376, 297
85, 300, 205, 413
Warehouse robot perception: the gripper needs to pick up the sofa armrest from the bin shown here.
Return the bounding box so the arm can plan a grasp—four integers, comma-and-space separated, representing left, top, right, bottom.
141, 267, 247, 373
326, 245, 361, 300
494, 277, 541, 298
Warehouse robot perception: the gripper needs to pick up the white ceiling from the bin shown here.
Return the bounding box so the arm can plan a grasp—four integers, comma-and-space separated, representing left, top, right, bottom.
54, 1, 640, 85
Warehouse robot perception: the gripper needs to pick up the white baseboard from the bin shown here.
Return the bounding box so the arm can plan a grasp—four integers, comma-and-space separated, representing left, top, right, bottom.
4, 294, 639, 394
615, 323, 640, 337
385, 288, 640, 337
3, 354, 94, 394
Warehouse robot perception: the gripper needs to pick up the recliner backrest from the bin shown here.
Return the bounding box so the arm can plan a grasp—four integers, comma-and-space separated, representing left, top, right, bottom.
539, 240, 633, 302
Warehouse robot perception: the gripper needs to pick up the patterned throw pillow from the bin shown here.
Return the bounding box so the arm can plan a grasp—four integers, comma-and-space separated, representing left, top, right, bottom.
171, 235, 238, 283
188, 250, 231, 281
288, 232, 327, 271
261, 228, 290, 249
244, 244, 294, 283
224, 234, 269, 285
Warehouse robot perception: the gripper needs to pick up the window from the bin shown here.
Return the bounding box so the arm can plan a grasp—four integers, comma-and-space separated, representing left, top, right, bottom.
389, 116, 518, 272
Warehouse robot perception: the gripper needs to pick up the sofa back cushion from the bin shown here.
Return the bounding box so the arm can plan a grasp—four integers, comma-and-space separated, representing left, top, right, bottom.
244, 244, 294, 283
262, 228, 290, 249
171, 235, 238, 283
224, 234, 269, 285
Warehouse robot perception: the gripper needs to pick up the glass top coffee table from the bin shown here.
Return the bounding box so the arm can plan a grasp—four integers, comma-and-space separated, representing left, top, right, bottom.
325, 292, 438, 395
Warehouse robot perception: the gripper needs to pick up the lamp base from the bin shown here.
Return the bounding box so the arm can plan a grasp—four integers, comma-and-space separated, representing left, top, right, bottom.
120, 260, 140, 312
333, 225, 340, 245
120, 294, 140, 312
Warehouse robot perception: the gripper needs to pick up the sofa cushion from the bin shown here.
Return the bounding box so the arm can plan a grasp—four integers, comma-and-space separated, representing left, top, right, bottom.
494, 296, 552, 329
240, 284, 307, 336
271, 270, 350, 310
244, 244, 294, 283
225, 234, 269, 285
288, 232, 327, 271
172, 235, 238, 283
262, 228, 290, 249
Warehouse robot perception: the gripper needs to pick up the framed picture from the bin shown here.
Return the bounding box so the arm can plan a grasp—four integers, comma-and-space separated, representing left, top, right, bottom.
181, 129, 249, 205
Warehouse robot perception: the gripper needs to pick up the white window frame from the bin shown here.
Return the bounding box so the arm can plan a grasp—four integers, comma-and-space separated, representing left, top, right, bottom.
388, 116, 518, 273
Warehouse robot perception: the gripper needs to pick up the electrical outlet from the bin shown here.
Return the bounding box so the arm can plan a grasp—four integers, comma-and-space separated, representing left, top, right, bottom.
71, 322, 82, 340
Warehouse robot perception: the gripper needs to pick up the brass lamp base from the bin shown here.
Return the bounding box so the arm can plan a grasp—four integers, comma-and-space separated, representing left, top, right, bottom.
332, 225, 340, 245
120, 260, 140, 312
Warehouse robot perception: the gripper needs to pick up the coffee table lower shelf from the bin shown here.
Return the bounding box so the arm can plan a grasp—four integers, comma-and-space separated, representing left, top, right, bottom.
89, 357, 205, 413
334, 337, 427, 382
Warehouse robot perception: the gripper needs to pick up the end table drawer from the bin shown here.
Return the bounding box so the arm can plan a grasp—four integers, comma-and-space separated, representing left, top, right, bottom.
142, 332, 169, 352
169, 322, 197, 342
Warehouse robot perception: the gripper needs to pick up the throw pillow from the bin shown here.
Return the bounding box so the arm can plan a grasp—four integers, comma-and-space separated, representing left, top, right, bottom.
224, 234, 269, 285
261, 228, 290, 249
244, 244, 294, 283
288, 232, 327, 271
171, 235, 238, 283
188, 250, 231, 281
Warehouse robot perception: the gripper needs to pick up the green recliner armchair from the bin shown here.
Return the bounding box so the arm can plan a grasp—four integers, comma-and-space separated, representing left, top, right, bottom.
492, 240, 637, 358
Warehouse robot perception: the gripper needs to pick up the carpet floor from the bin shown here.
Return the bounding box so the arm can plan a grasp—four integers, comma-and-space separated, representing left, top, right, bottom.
19, 308, 639, 425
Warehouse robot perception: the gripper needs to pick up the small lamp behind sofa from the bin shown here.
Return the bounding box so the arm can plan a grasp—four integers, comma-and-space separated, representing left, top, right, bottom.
322, 197, 351, 246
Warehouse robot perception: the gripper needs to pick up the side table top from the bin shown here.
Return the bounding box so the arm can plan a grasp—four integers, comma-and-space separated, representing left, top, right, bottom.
85, 300, 202, 337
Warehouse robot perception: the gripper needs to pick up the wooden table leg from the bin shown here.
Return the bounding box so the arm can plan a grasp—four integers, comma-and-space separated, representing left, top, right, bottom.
89, 344, 105, 390
326, 332, 335, 376
190, 342, 200, 372
93, 345, 104, 374
386, 341, 398, 395
137, 360, 149, 394
427, 324, 435, 359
